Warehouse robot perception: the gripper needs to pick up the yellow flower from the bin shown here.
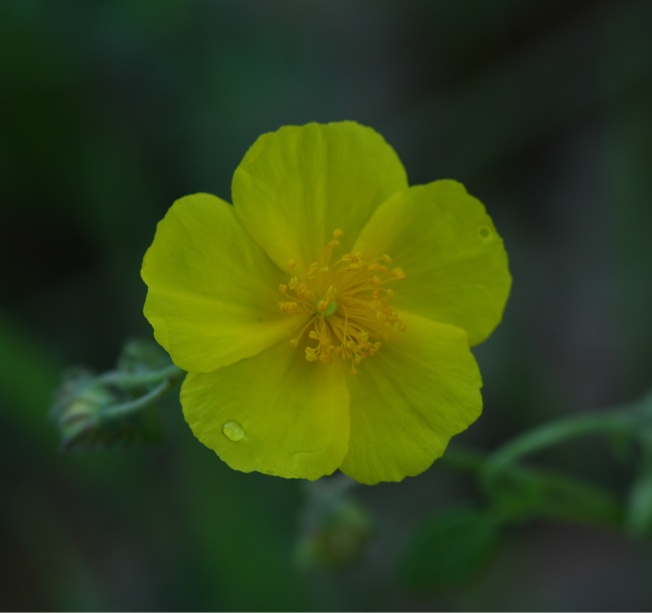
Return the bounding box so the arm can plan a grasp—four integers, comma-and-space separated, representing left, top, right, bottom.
141, 121, 511, 484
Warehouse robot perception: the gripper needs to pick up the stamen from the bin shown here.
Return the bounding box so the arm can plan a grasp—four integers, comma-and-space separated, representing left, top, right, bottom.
279, 230, 406, 373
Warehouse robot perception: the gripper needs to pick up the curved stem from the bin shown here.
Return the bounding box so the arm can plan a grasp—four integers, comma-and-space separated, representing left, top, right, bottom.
486, 412, 632, 474
439, 390, 652, 532
102, 376, 179, 420
100, 364, 184, 389
485, 392, 652, 476
441, 446, 624, 528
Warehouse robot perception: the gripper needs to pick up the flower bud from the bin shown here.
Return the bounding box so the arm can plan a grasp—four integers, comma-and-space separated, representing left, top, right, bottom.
295, 497, 373, 569
51, 369, 124, 451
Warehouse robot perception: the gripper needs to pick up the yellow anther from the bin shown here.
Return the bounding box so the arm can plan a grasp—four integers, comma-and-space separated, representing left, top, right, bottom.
278, 229, 405, 373
279, 301, 299, 314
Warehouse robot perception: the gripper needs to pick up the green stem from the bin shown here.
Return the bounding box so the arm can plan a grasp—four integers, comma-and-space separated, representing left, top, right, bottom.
441, 446, 624, 529
439, 389, 652, 531
102, 377, 177, 420
485, 393, 652, 476
486, 413, 630, 474
99, 364, 184, 389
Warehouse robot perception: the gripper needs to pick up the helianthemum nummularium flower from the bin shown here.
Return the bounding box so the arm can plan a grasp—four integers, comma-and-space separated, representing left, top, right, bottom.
141, 121, 511, 484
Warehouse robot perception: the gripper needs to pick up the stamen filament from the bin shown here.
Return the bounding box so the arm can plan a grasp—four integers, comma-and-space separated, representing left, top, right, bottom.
279, 230, 405, 373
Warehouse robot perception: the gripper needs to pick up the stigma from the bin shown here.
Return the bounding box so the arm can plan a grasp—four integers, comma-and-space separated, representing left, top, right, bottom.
279, 229, 406, 374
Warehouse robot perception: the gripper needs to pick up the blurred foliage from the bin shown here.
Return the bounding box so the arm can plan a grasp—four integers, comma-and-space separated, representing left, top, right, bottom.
2, 0, 652, 610
399, 504, 502, 592
295, 478, 374, 570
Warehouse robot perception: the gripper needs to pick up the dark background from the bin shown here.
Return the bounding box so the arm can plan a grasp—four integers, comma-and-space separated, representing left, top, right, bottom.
2, 0, 652, 610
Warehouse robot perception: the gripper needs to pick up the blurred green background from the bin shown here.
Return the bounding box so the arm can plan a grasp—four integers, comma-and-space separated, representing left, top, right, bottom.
2, 0, 652, 610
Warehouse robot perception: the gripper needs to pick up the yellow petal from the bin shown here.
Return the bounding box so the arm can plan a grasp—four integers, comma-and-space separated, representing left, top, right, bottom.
181, 340, 350, 480
339, 312, 482, 485
354, 180, 511, 346
232, 121, 408, 274
141, 193, 301, 372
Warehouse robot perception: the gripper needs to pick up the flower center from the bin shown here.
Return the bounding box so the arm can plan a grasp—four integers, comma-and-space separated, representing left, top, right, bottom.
279, 229, 406, 374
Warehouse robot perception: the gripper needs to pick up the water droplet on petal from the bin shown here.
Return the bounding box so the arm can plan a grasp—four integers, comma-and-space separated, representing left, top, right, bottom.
222, 420, 245, 442
478, 226, 492, 240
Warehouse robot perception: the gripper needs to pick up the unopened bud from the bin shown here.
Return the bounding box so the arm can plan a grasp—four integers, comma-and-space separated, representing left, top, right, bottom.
295, 497, 373, 569
51, 369, 124, 451
50, 338, 178, 452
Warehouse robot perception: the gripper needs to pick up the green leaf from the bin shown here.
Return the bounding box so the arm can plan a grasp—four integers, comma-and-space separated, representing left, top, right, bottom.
626, 437, 652, 536
399, 504, 501, 592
